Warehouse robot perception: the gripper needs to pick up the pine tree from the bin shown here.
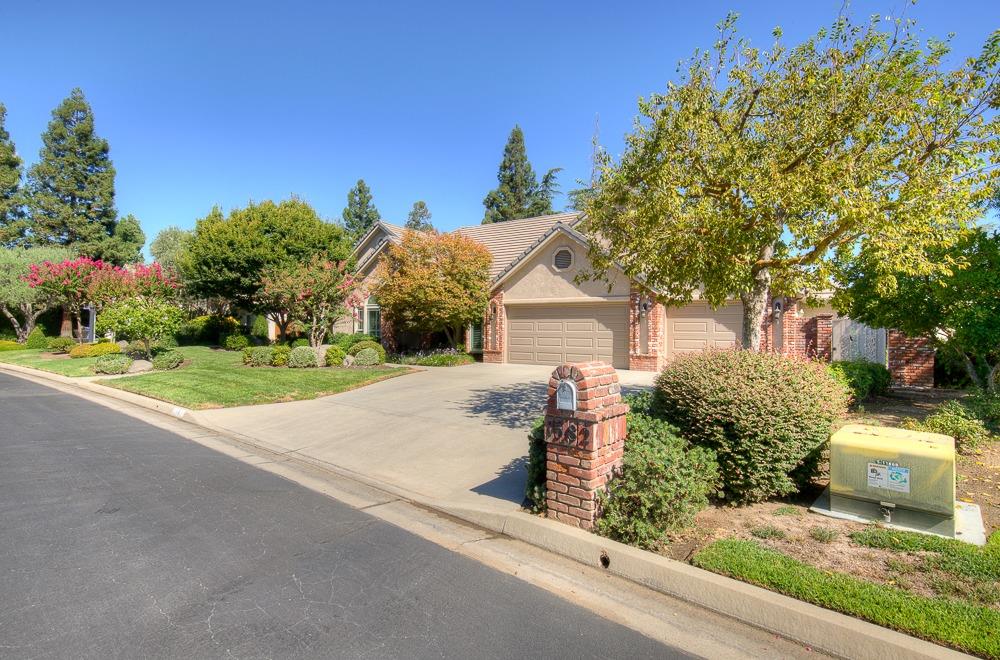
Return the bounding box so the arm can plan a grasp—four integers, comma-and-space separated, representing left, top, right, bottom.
482, 125, 561, 223
341, 179, 380, 239
25, 89, 117, 249
0, 103, 26, 246
405, 201, 433, 231
90, 213, 145, 265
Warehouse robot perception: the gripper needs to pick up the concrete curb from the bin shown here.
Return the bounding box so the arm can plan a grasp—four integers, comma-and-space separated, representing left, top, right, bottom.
0, 362, 971, 660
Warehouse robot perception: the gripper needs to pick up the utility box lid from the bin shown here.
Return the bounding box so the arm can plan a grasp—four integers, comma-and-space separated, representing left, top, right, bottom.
829, 424, 955, 517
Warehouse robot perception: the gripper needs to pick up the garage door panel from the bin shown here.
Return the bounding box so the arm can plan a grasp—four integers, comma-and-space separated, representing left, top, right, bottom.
507, 304, 628, 369
667, 302, 744, 358
537, 336, 564, 347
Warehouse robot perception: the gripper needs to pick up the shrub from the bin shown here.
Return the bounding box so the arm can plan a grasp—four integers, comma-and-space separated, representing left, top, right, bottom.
964, 389, 1000, 434
348, 340, 386, 364
325, 345, 347, 367
525, 417, 546, 512
243, 346, 275, 367
157, 334, 179, 349
389, 349, 475, 367
177, 314, 240, 345
828, 360, 892, 403
93, 354, 133, 375
353, 347, 379, 366
151, 350, 183, 371
221, 333, 249, 351
250, 314, 269, 340
902, 401, 991, 454
24, 328, 48, 349
290, 337, 310, 348
0, 339, 22, 351
654, 349, 849, 504
596, 411, 719, 548
288, 345, 317, 368
749, 525, 787, 540
810, 527, 839, 543
69, 342, 122, 359
47, 337, 76, 353
270, 345, 291, 367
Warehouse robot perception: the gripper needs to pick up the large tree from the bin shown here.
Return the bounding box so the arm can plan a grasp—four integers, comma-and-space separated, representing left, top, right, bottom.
90, 213, 145, 266
482, 125, 561, 224
582, 15, 999, 350
150, 225, 192, 272
0, 245, 73, 341
25, 89, 118, 251
0, 104, 26, 247
341, 179, 380, 240
374, 231, 491, 348
405, 201, 433, 231
180, 198, 351, 310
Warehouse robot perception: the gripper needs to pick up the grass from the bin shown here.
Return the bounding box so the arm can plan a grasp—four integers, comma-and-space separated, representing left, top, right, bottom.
100, 346, 410, 409
0, 348, 105, 377
693, 538, 1000, 658
850, 527, 1000, 583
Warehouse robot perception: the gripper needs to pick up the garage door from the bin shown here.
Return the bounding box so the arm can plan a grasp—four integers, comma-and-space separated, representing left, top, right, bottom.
507, 304, 628, 369
666, 302, 743, 358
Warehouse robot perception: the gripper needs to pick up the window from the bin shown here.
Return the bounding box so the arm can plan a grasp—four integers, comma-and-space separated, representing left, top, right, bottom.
470, 321, 483, 352
366, 307, 381, 341
553, 248, 573, 270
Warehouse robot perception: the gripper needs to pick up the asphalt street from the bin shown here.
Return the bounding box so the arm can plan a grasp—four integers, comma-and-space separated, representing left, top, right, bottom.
0, 372, 688, 659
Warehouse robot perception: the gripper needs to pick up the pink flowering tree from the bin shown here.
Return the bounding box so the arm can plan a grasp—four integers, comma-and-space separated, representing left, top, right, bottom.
25, 257, 109, 343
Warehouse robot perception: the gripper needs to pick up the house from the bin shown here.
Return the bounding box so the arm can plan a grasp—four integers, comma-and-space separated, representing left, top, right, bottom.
347, 213, 934, 387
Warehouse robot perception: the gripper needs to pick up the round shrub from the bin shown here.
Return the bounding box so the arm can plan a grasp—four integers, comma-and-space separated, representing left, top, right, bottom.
69, 342, 122, 359
47, 337, 76, 353
901, 401, 990, 454
271, 345, 291, 367
93, 354, 133, 375
354, 347, 379, 366
157, 334, 179, 349
24, 327, 48, 349
348, 340, 385, 364
654, 349, 849, 504
0, 339, 22, 351
597, 410, 719, 548
151, 350, 183, 371
243, 346, 275, 367
290, 337, 310, 348
288, 345, 317, 368
221, 333, 249, 351
325, 345, 347, 367
124, 340, 150, 358
250, 314, 269, 340
828, 360, 891, 403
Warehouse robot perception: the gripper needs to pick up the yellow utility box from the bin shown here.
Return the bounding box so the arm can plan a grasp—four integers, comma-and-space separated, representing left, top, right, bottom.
829, 424, 955, 517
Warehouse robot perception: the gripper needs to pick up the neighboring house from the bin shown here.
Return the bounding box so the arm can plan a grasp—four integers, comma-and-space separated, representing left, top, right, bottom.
347, 213, 934, 387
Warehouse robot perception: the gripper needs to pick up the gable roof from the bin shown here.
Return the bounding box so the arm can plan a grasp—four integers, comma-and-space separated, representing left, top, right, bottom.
454, 212, 581, 280
353, 221, 408, 273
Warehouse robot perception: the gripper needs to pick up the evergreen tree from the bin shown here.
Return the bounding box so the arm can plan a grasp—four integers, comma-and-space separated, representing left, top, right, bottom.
150, 225, 193, 272
25, 88, 117, 249
341, 179, 380, 240
405, 201, 433, 231
90, 213, 145, 265
0, 103, 25, 246
482, 125, 561, 223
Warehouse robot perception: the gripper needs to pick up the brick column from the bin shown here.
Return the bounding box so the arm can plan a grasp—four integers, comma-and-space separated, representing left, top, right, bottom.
888, 330, 934, 388
628, 287, 664, 371
544, 362, 629, 530
483, 291, 505, 364
813, 314, 833, 361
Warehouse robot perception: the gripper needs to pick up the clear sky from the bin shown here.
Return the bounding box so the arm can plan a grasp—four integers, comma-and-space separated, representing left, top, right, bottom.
4, 1, 997, 252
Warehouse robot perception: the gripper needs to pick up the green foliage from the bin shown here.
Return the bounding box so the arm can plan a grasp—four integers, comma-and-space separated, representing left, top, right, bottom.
341, 179, 381, 240
809, 527, 838, 543
0, 104, 25, 246
250, 314, 269, 340
290, 337, 310, 348
482, 126, 560, 223
654, 349, 849, 504
901, 401, 991, 454
749, 525, 787, 540
772, 505, 802, 517
90, 213, 145, 266
965, 389, 1000, 433
0, 339, 22, 351
25, 89, 120, 255
93, 353, 132, 375
828, 360, 891, 403
0, 245, 74, 341
221, 333, 249, 351
348, 340, 385, 364
597, 411, 718, 548
24, 327, 47, 349
288, 345, 317, 368
524, 417, 547, 513
693, 539, 1000, 658
96, 298, 184, 358
270, 345, 290, 367
243, 346, 275, 367
258, 255, 358, 346
850, 527, 1000, 583
149, 226, 192, 273
353, 347, 379, 366
47, 337, 75, 353
390, 350, 475, 367
330, 332, 377, 352
324, 345, 346, 367
69, 342, 121, 358
151, 350, 183, 371
404, 201, 433, 231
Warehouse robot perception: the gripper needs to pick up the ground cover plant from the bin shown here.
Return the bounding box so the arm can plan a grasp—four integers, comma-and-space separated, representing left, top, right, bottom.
389, 348, 475, 367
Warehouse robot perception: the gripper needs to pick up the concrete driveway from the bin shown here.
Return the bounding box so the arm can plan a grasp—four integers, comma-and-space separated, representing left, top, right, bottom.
197, 363, 655, 511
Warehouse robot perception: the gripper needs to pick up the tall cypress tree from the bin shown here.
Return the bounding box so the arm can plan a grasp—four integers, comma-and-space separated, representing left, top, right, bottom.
26, 88, 117, 250
342, 179, 381, 240
405, 201, 433, 231
0, 103, 25, 246
482, 125, 561, 224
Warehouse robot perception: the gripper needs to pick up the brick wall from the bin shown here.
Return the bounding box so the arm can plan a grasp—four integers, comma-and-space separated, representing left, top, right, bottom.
888, 330, 934, 388
483, 290, 505, 364
628, 287, 664, 371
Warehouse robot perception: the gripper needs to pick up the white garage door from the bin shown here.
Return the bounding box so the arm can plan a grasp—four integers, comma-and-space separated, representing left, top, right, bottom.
666, 302, 743, 357
507, 304, 628, 369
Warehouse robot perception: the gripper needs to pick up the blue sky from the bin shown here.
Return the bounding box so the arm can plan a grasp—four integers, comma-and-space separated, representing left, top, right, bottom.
4, 1, 997, 252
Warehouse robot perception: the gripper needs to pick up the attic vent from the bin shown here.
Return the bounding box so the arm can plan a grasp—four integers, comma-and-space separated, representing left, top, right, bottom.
553, 248, 573, 270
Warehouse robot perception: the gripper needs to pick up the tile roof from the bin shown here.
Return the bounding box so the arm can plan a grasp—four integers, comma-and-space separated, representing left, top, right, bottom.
454, 212, 581, 279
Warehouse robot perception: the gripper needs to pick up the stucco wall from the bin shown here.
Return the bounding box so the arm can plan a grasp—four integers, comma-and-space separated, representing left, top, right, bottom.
500, 241, 630, 301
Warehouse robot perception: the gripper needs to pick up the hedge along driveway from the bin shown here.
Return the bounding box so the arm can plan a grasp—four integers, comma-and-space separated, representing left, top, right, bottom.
0, 349, 105, 378
100, 346, 412, 409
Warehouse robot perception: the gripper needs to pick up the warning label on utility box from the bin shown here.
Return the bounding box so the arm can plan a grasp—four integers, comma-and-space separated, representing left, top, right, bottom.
867, 462, 911, 493
867, 463, 888, 489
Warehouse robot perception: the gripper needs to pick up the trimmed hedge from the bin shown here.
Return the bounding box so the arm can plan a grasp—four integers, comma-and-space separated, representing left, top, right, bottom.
270, 345, 291, 367
290, 337, 310, 348
348, 340, 386, 364
654, 349, 849, 504
330, 332, 379, 352
828, 360, 891, 403
47, 337, 76, 353
151, 350, 183, 371
353, 347, 379, 366
288, 345, 317, 368
243, 346, 275, 367
25, 328, 48, 349
221, 333, 249, 351
69, 342, 122, 359
325, 345, 347, 367
0, 339, 23, 351
94, 354, 133, 375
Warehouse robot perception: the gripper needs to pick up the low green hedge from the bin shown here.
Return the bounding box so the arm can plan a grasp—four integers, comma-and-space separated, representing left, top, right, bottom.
25, 328, 48, 349
353, 347, 379, 366
152, 350, 183, 371
221, 333, 249, 351
288, 346, 317, 368
271, 345, 291, 367
902, 400, 991, 454
69, 342, 122, 359
47, 337, 76, 353
94, 354, 133, 375
828, 359, 892, 402
0, 339, 23, 351
348, 340, 386, 364
325, 345, 347, 367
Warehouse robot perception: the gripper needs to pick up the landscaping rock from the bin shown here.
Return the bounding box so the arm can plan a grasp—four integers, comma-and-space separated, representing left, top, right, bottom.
127, 359, 153, 374
117, 340, 129, 350
343, 354, 355, 367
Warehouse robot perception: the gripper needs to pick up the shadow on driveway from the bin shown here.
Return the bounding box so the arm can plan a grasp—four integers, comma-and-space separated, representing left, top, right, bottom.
471, 455, 528, 506
460, 381, 548, 429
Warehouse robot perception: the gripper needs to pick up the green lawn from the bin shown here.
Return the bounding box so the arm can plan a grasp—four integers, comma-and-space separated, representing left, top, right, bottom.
693, 537, 1000, 658
0, 348, 104, 377
100, 346, 410, 409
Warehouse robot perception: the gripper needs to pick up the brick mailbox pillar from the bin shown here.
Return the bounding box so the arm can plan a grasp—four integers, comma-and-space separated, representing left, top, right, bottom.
544, 362, 629, 530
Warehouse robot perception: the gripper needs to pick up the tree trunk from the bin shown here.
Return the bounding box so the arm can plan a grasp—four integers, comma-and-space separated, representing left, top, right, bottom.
442, 325, 458, 349
740, 248, 773, 351
962, 353, 986, 389
988, 361, 998, 393
74, 311, 85, 344
1, 305, 25, 343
